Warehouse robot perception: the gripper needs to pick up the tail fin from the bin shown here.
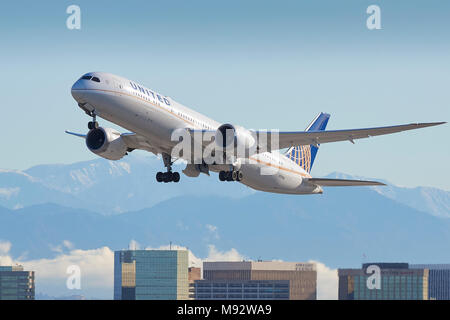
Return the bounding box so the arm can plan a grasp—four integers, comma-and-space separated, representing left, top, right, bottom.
285, 112, 330, 173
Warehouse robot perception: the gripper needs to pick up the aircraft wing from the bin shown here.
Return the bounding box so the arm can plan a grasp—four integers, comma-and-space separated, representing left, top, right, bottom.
120, 132, 160, 155
307, 178, 385, 186
264, 122, 445, 150
65, 131, 160, 155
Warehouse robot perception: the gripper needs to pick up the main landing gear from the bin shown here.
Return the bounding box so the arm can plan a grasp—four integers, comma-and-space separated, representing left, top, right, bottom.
219, 170, 243, 182
156, 171, 180, 183
156, 153, 180, 183
87, 110, 99, 130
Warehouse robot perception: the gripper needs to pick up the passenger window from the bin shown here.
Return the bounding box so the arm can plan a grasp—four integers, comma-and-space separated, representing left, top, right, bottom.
91, 77, 100, 82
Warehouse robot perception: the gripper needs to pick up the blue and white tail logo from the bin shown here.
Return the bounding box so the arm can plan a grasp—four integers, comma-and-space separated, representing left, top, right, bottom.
285, 112, 330, 173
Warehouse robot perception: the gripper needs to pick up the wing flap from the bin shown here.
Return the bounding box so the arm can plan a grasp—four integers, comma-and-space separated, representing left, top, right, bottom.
308, 178, 385, 187
119, 133, 160, 155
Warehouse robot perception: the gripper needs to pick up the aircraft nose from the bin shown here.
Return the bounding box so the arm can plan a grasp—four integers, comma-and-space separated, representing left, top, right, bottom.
71, 79, 86, 102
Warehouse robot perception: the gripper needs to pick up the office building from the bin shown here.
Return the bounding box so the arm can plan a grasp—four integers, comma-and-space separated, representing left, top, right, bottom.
193, 261, 316, 300
0, 265, 35, 300
114, 249, 188, 300
411, 264, 450, 300
189, 267, 201, 282
339, 263, 428, 300
188, 267, 201, 300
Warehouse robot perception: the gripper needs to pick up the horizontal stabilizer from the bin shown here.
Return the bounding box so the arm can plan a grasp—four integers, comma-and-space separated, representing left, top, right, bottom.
65, 130, 86, 138
308, 178, 385, 187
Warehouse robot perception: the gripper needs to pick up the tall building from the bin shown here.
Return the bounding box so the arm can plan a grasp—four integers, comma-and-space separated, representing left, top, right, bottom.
188, 267, 202, 300
114, 250, 189, 300
193, 261, 316, 300
188, 267, 201, 283
339, 263, 429, 300
0, 265, 35, 300
410, 264, 450, 300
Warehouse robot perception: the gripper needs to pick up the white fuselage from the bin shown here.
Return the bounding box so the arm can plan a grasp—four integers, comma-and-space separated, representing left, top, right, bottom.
71, 72, 322, 195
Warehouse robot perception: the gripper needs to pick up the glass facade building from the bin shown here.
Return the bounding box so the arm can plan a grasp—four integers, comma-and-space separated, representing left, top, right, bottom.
411, 264, 450, 300
0, 265, 35, 300
114, 250, 188, 300
192, 261, 316, 300
339, 263, 428, 300
193, 280, 290, 300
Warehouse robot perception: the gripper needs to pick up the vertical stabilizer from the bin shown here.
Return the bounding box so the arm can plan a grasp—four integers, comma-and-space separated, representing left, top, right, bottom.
285, 112, 330, 173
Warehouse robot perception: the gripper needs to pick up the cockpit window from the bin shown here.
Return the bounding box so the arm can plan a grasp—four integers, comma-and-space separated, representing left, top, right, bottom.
81, 75, 92, 80
91, 77, 100, 82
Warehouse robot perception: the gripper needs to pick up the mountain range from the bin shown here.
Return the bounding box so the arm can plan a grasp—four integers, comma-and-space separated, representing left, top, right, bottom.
0, 154, 449, 268
0, 154, 448, 218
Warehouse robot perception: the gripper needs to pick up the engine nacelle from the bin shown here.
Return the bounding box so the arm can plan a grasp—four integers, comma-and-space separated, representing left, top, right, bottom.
86, 127, 128, 160
215, 124, 256, 157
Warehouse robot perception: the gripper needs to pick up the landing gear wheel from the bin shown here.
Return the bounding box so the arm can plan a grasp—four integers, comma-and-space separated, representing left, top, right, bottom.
156, 171, 180, 183
163, 172, 173, 183
88, 121, 99, 130
219, 170, 242, 182
219, 171, 244, 181
156, 153, 181, 183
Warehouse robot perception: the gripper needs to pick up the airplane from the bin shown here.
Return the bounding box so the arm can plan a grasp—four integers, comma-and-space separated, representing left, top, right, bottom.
67, 72, 445, 195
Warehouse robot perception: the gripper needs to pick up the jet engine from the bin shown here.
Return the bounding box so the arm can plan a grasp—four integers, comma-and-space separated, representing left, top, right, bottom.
85, 127, 128, 160
214, 124, 257, 157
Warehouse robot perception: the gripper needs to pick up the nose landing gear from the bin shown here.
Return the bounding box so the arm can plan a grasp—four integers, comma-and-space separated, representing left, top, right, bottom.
87, 111, 99, 130
88, 121, 99, 130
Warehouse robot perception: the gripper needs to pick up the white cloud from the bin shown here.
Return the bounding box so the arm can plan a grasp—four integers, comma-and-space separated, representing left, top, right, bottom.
204, 245, 244, 262
49, 244, 63, 253
128, 239, 140, 250
189, 245, 246, 269
49, 240, 75, 254
0, 240, 13, 265
205, 224, 219, 239
0, 254, 14, 266
1, 242, 114, 299
63, 240, 74, 250
22, 247, 113, 286
26, 246, 114, 298
309, 260, 338, 300
0, 240, 12, 255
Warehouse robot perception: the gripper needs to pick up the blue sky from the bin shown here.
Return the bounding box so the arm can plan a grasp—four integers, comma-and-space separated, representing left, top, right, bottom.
0, 0, 449, 190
